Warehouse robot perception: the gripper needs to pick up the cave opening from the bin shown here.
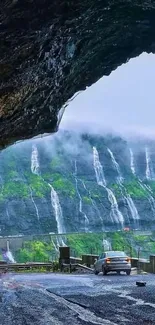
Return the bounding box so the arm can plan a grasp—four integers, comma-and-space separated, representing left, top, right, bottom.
0, 52, 155, 265
2, 2, 155, 319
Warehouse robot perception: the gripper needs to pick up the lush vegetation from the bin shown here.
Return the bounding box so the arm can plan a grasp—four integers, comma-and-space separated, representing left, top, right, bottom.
1, 181, 29, 199
25, 173, 49, 198
52, 173, 75, 197
0, 172, 50, 200
124, 180, 147, 198
13, 231, 155, 263
111, 180, 148, 199
83, 196, 91, 204
66, 233, 103, 256
15, 241, 56, 263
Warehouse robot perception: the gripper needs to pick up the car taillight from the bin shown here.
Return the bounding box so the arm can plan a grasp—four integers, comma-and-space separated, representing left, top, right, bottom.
126, 257, 131, 263
105, 258, 111, 263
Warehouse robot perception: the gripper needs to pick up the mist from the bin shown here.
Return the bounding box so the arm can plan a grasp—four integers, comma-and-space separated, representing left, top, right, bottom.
60, 52, 155, 140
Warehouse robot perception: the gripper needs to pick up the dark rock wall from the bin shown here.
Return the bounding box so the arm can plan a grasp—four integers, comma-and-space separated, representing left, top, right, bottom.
0, 1, 155, 146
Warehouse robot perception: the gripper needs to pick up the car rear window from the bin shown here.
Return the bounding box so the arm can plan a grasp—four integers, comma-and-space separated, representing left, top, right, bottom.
106, 251, 127, 257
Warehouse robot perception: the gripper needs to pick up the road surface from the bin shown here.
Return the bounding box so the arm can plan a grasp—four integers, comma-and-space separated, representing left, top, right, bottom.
0, 271, 155, 324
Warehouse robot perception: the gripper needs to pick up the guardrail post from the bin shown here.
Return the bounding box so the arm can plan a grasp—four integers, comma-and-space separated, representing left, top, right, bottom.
130, 246, 132, 259
137, 248, 141, 274
59, 246, 70, 272
150, 255, 155, 273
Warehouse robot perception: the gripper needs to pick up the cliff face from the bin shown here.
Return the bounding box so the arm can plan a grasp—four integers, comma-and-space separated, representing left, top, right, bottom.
0, 130, 155, 235
1, 1, 155, 147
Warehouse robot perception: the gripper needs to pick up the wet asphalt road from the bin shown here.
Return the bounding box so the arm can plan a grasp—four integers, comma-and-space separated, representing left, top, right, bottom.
0, 271, 155, 324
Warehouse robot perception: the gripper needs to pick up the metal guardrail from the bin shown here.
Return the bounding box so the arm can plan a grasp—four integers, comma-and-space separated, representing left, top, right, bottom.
0, 262, 53, 272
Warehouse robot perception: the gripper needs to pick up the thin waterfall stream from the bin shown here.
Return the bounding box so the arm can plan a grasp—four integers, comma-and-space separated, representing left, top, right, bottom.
31, 144, 66, 242
145, 147, 152, 180
129, 148, 155, 217
108, 148, 139, 223
80, 179, 104, 230
2, 240, 16, 263
93, 147, 124, 226
74, 160, 89, 232
29, 186, 40, 221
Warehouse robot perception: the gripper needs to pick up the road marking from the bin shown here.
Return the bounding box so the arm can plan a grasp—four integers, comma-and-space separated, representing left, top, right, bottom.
44, 288, 118, 325
119, 290, 155, 309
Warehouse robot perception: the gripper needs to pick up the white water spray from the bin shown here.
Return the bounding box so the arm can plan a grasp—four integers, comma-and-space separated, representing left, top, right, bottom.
130, 148, 155, 216
129, 148, 136, 176
30, 144, 41, 221
80, 179, 103, 230
6, 240, 16, 263
107, 148, 123, 183
93, 147, 106, 186
31, 144, 40, 175
93, 147, 124, 226
51, 236, 65, 252
31, 144, 66, 238
29, 186, 40, 221
140, 181, 155, 213
102, 239, 112, 251
49, 184, 65, 234
145, 147, 152, 180
108, 147, 139, 222
142, 147, 155, 213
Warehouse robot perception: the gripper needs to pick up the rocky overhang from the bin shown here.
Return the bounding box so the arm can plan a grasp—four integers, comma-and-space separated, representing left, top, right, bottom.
1, 0, 155, 148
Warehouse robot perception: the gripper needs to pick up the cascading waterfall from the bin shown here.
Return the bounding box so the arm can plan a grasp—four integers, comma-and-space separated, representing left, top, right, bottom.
29, 186, 40, 221
130, 148, 155, 215
50, 234, 65, 253
145, 147, 153, 180
93, 147, 124, 226
49, 184, 65, 234
102, 239, 112, 251
144, 148, 155, 213
93, 147, 106, 186
3, 240, 16, 263
31, 145, 66, 241
108, 147, 139, 222
107, 148, 123, 183
129, 148, 136, 176
145, 147, 152, 180
74, 160, 89, 232
140, 181, 155, 213
48, 185, 66, 245
52, 239, 59, 253
125, 196, 139, 221
31, 144, 40, 175
30, 144, 41, 221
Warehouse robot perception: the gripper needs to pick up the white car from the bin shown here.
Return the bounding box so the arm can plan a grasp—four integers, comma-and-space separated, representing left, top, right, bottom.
94, 251, 131, 275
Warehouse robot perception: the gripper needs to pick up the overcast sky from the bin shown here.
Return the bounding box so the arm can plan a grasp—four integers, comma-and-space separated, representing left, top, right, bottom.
60, 52, 155, 139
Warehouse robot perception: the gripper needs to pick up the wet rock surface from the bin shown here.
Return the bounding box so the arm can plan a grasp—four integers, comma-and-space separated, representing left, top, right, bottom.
1, 1, 155, 147
1, 272, 155, 324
